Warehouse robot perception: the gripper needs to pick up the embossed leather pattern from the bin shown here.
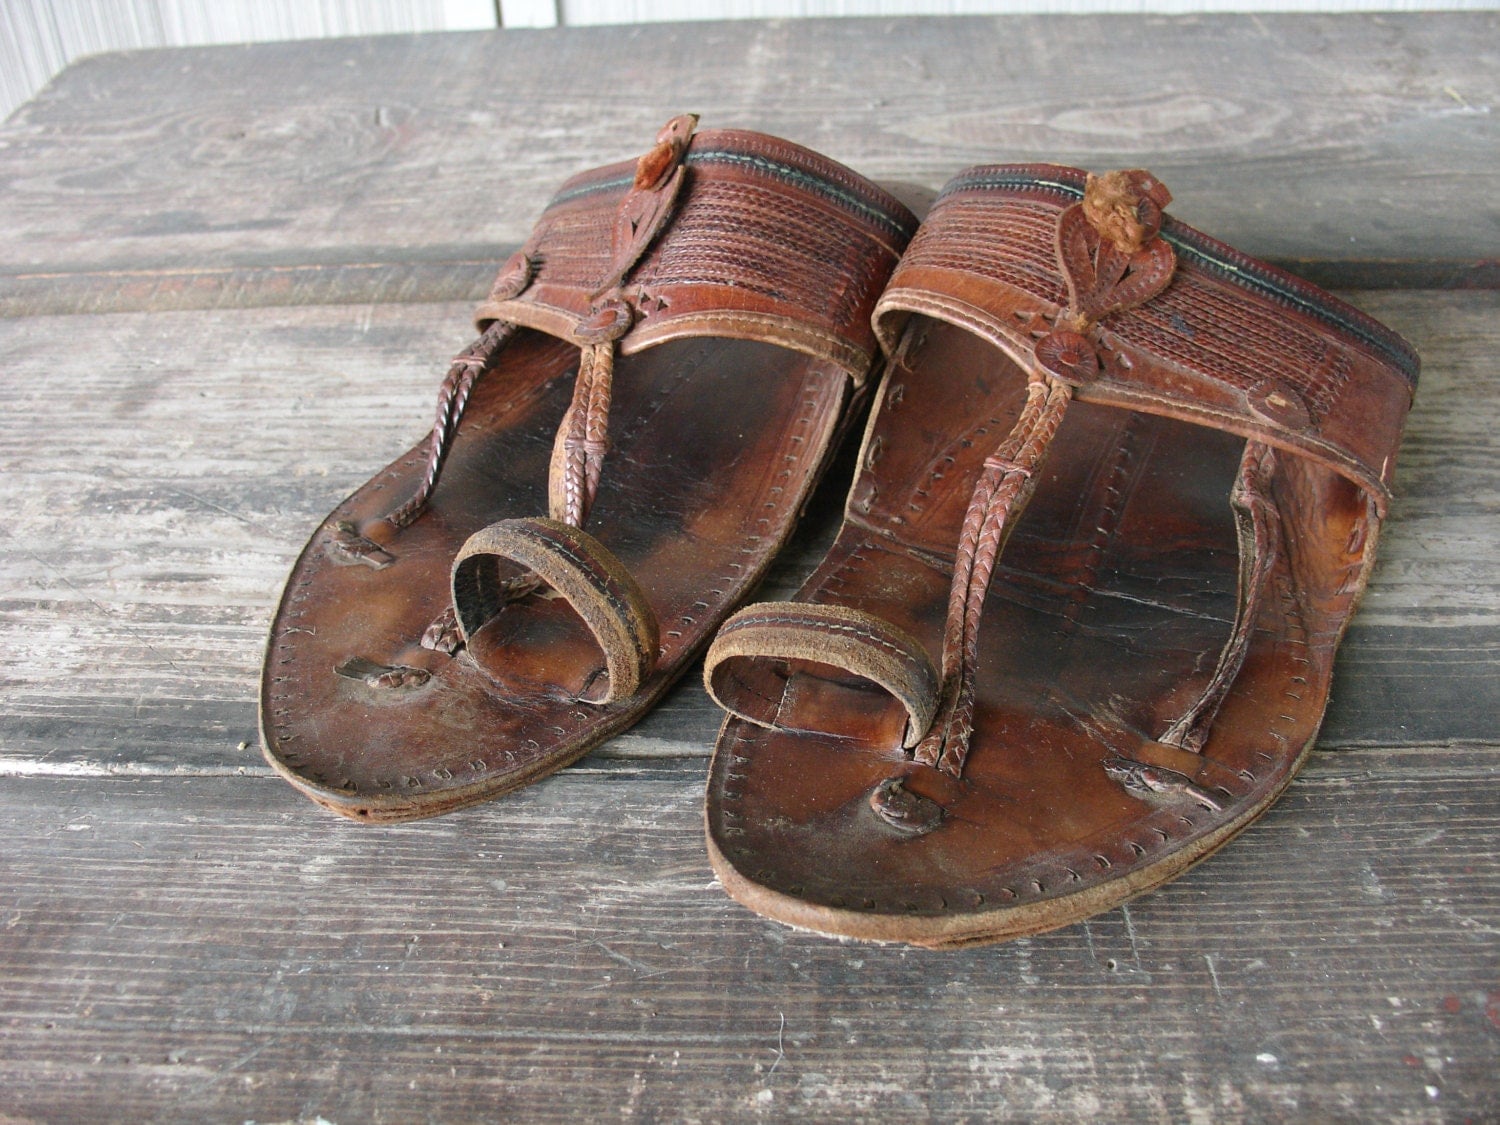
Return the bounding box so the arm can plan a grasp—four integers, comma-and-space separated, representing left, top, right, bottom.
704, 164, 1417, 947
476, 130, 918, 386
875, 166, 1417, 509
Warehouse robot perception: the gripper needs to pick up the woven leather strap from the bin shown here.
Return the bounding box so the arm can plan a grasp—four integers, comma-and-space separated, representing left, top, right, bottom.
873, 164, 1418, 514
476, 128, 918, 387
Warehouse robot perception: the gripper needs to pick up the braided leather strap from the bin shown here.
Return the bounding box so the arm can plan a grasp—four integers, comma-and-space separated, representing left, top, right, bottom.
384, 319, 518, 530
914, 373, 1073, 776
1158, 441, 1282, 753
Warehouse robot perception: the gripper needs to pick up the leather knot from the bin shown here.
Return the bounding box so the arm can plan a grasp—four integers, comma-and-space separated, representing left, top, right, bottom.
1082, 169, 1173, 255
634, 113, 698, 189
488, 251, 533, 302
869, 777, 945, 836
1053, 168, 1177, 339
983, 454, 1032, 478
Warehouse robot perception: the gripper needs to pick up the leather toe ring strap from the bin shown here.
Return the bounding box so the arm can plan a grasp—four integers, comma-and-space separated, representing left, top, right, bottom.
451, 516, 659, 704
704, 602, 939, 749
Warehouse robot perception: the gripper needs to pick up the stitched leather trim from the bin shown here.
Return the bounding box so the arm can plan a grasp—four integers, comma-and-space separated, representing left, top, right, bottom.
477, 127, 917, 384
621, 311, 868, 382
549, 172, 636, 208
686, 150, 918, 242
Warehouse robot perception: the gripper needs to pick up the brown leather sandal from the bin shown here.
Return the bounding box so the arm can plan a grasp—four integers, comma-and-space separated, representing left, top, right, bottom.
703, 165, 1417, 946
260, 117, 917, 821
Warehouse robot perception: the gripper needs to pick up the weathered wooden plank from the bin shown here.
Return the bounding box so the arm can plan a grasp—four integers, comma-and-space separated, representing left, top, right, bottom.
1347, 290, 1500, 631
0, 257, 503, 319
0, 751, 1496, 1122
0, 0, 500, 123
2, 248, 1495, 325
0, 13, 1495, 308
0, 291, 1494, 774
1, 21, 1491, 1125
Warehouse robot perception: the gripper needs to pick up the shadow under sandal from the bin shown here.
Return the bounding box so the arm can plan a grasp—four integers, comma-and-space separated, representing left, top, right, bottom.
702, 165, 1418, 946
261, 116, 917, 821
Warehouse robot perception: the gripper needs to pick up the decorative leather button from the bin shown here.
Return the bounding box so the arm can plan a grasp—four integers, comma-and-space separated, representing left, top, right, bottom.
1035, 329, 1101, 385
573, 298, 634, 344
870, 777, 944, 836
1246, 379, 1312, 432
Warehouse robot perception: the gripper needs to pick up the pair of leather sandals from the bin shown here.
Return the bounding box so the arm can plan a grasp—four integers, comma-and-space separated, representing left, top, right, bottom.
261, 116, 1418, 948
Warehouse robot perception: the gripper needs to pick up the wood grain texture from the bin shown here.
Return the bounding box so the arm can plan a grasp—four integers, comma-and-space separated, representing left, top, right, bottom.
0, 13, 1495, 299
0, 293, 1495, 776
2, 23, 1496, 1121
0, 0, 500, 123
1, 754, 1497, 1123
0, 258, 504, 319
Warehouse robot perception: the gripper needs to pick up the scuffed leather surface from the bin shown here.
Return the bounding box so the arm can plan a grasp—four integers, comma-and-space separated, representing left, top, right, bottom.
261, 128, 916, 821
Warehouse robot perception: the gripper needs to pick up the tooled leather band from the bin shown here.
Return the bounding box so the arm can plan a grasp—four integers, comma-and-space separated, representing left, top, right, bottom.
476, 126, 918, 387
451, 517, 659, 705
705, 603, 940, 748
873, 164, 1418, 515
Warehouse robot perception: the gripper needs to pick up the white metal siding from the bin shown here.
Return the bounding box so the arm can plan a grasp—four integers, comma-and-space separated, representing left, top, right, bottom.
3, 0, 1496, 122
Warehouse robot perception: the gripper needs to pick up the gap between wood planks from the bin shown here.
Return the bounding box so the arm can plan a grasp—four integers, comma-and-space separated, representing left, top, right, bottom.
1, 254, 1497, 321
0, 745, 1495, 783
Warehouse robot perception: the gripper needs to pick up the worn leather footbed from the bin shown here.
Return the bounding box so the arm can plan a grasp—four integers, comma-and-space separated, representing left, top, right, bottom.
261, 331, 852, 820
704, 320, 1372, 947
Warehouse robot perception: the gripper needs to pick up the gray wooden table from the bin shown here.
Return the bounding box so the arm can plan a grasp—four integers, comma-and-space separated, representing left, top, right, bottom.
2, 14, 1497, 1121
